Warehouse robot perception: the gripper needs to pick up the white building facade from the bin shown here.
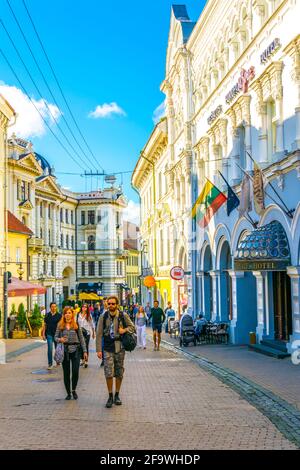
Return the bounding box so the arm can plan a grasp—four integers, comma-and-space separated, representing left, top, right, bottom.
135, 1, 300, 353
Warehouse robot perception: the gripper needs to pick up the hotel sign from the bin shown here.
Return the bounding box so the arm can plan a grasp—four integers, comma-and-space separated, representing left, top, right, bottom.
225, 66, 255, 104
207, 105, 223, 126
260, 38, 281, 64
234, 259, 289, 271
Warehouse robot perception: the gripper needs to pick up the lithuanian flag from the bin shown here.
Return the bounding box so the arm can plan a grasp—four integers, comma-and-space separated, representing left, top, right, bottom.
191, 179, 227, 228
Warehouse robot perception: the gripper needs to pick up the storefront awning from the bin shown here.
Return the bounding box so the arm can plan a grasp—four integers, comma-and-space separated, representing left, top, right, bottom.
234, 221, 291, 271
8, 277, 47, 297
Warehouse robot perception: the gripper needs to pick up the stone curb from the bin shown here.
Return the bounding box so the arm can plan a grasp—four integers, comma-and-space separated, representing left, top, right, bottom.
153, 336, 300, 449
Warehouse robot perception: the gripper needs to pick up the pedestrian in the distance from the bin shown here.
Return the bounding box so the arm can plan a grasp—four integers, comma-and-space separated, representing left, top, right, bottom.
41, 302, 62, 370
77, 304, 95, 368
55, 307, 87, 400
148, 300, 166, 351
164, 302, 176, 333
96, 296, 135, 408
135, 306, 147, 349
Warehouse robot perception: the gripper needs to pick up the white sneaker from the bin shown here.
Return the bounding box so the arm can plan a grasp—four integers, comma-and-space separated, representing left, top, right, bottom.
47, 365, 53, 370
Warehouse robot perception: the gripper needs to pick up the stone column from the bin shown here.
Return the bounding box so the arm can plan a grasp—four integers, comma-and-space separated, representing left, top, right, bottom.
288, 43, 300, 150
52, 204, 57, 247
35, 199, 41, 238
210, 271, 220, 322
44, 202, 49, 246
287, 266, 300, 351
257, 102, 268, 166
273, 62, 284, 158
253, 271, 266, 341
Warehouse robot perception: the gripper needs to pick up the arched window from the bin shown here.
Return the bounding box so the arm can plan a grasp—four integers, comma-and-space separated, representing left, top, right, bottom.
88, 235, 95, 251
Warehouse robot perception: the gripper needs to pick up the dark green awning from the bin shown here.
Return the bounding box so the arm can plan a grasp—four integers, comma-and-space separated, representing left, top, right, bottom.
234, 221, 291, 271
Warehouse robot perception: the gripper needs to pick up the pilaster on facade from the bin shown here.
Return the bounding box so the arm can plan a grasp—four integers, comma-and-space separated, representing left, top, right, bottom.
287, 266, 300, 347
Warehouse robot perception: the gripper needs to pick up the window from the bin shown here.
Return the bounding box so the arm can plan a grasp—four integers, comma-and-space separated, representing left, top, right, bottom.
65, 209, 69, 224
60, 208, 63, 223
71, 211, 74, 225
88, 261, 95, 276
16, 247, 21, 263
81, 211, 85, 226
60, 234, 64, 248
81, 261, 86, 276
51, 260, 55, 276
97, 212, 102, 223
71, 236, 74, 249
66, 235, 69, 249
40, 204, 43, 218
48, 230, 51, 245
43, 260, 47, 275
48, 205, 51, 219
21, 181, 26, 201
88, 235, 95, 250
88, 210, 95, 225
98, 261, 103, 276
267, 100, 276, 161
40, 228, 43, 239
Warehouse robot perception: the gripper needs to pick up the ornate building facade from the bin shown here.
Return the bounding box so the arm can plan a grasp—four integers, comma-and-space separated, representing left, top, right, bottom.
6, 135, 128, 309
133, 1, 300, 354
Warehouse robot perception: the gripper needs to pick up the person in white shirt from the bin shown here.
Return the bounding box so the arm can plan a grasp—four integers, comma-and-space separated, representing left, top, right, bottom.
77, 304, 95, 367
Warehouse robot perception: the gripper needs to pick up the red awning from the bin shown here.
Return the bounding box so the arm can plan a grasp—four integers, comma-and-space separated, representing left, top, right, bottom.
8, 277, 46, 297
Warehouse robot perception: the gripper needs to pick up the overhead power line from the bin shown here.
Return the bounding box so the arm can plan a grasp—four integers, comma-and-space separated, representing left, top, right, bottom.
5, 0, 100, 172
0, 18, 95, 171
21, 0, 105, 172
0, 47, 85, 172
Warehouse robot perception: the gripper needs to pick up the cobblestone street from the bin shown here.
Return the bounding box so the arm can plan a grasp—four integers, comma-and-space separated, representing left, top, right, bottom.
0, 339, 297, 450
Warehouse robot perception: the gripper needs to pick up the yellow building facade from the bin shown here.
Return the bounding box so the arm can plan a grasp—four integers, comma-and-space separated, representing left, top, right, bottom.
0, 95, 15, 338
7, 211, 32, 315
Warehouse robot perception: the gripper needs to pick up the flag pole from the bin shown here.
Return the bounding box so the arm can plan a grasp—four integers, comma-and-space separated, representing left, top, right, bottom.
246, 151, 294, 218
235, 162, 292, 218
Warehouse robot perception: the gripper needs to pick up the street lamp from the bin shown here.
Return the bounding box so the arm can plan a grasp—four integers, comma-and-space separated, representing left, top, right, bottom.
17, 263, 25, 281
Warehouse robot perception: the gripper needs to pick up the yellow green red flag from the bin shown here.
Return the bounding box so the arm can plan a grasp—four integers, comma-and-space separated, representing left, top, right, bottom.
191, 179, 227, 228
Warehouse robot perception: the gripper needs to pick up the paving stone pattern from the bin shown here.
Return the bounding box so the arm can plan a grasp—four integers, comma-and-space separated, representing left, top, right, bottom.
0, 339, 297, 450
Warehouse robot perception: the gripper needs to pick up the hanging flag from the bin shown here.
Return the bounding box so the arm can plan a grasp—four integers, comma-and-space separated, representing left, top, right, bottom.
238, 172, 252, 217
218, 171, 240, 216
253, 161, 265, 215
191, 179, 227, 228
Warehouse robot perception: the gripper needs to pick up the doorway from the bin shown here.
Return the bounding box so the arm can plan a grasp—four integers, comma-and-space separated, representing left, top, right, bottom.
272, 271, 292, 341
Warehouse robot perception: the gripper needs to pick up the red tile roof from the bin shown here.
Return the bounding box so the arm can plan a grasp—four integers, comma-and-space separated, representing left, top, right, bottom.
7, 211, 33, 236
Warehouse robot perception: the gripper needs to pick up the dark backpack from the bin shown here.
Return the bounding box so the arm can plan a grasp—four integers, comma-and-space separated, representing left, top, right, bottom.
103, 311, 137, 352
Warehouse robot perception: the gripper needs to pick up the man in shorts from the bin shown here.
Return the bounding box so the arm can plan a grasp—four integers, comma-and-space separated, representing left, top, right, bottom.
96, 296, 135, 408
148, 300, 166, 351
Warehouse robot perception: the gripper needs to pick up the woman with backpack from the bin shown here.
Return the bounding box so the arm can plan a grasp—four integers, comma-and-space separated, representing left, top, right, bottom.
55, 307, 87, 400
77, 304, 95, 368
135, 306, 147, 349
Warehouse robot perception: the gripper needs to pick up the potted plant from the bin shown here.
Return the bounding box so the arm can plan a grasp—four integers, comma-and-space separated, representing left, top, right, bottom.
12, 303, 27, 339
29, 304, 43, 337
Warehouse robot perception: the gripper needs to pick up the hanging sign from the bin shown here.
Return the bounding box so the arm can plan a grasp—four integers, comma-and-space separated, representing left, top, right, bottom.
170, 266, 185, 281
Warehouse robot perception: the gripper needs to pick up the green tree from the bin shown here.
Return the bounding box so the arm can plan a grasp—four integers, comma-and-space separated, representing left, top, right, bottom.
10, 303, 16, 316
17, 303, 27, 331
29, 304, 43, 330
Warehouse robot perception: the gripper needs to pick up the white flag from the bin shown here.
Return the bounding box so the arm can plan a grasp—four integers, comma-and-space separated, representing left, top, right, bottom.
238, 173, 252, 217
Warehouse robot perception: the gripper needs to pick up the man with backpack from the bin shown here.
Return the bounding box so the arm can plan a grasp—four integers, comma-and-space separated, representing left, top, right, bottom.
96, 296, 136, 408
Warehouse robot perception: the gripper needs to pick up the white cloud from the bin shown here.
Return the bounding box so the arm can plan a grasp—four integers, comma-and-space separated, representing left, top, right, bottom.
0, 83, 61, 138
88, 102, 126, 119
152, 100, 166, 124
123, 200, 140, 226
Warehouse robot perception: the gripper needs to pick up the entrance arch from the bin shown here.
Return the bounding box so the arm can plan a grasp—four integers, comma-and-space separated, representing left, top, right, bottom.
203, 245, 213, 320
62, 267, 75, 301
218, 240, 232, 322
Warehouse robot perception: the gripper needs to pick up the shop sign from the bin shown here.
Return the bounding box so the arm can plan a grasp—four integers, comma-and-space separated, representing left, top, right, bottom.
207, 105, 223, 126
225, 66, 255, 104
234, 259, 289, 271
170, 266, 185, 281
260, 38, 281, 64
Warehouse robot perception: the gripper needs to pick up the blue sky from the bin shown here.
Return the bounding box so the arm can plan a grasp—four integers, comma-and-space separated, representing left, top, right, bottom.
0, 0, 206, 205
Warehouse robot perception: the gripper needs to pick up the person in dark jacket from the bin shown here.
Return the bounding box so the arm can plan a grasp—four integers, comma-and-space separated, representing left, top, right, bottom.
148, 300, 166, 351
41, 302, 62, 370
